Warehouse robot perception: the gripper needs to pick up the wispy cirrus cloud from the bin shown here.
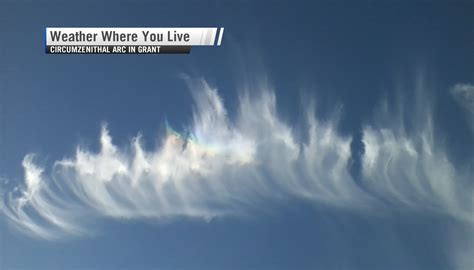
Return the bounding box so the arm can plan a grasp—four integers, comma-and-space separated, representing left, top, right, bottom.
451, 83, 474, 132
362, 82, 473, 223
1, 76, 473, 244
1, 78, 368, 239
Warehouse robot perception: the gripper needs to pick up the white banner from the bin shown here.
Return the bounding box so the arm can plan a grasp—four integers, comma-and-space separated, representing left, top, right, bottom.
46, 27, 224, 46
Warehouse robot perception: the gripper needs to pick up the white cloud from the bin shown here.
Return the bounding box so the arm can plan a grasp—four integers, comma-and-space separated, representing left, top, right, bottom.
361, 82, 474, 223
1, 78, 366, 239
451, 83, 474, 132
452, 83, 474, 114
1, 77, 473, 244
362, 122, 473, 223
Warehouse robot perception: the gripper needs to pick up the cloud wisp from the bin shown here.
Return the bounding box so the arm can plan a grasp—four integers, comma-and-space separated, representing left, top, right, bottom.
1, 77, 473, 240
362, 82, 474, 223
451, 83, 474, 132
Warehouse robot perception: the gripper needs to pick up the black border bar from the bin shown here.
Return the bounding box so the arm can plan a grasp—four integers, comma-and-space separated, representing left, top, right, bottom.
46, 45, 191, 54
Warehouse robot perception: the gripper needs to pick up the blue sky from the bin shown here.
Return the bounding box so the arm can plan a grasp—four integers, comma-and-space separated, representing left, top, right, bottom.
1, 1, 473, 269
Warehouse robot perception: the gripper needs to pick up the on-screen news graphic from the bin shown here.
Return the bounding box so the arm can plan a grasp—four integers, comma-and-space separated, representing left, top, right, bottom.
45, 27, 225, 54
